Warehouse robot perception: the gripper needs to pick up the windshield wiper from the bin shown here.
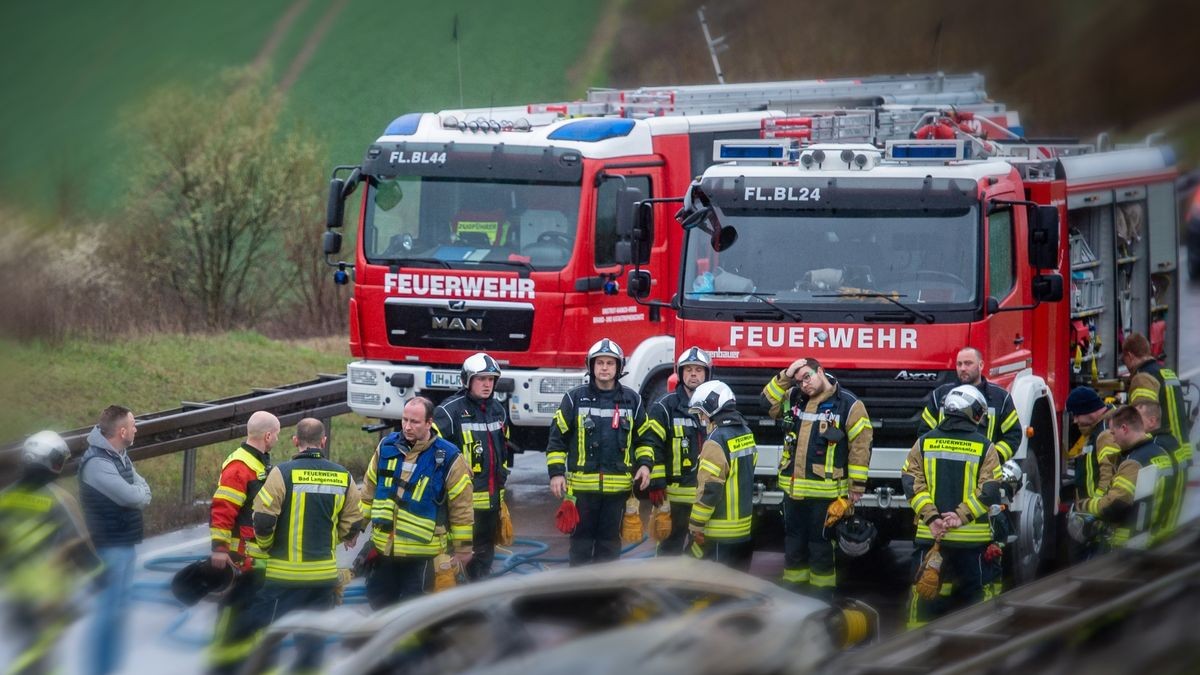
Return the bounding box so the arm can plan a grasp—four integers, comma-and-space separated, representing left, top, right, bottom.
466, 259, 536, 274
814, 291, 935, 324
386, 257, 451, 269
696, 291, 803, 322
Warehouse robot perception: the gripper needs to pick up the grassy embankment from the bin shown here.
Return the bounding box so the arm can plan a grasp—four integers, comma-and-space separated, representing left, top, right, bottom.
0, 332, 376, 534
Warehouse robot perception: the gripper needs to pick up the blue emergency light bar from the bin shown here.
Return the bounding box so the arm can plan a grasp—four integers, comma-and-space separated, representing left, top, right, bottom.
713, 139, 794, 163
885, 140, 969, 161
384, 113, 423, 136
547, 118, 636, 142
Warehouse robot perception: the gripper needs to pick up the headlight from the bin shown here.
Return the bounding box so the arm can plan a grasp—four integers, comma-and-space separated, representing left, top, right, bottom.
349, 368, 378, 386
539, 377, 583, 395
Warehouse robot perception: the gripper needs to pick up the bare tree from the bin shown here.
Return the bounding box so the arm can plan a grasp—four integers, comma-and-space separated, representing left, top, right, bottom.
118, 70, 326, 330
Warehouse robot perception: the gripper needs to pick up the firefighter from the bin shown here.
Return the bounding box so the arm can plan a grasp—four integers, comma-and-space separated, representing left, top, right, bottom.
762, 357, 872, 599
547, 338, 653, 566
902, 385, 1004, 629
1122, 332, 1193, 471
1, 430, 99, 675
641, 346, 712, 555
360, 397, 474, 608
686, 380, 757, 570
1081, 406, 1179, 549
919, 347, 1022, 463
249, 418, 363, 670
433, 352, 511, 580
1133, 400, 1185, 538
204, 411, 278, 675
1065, 387, 1120, 561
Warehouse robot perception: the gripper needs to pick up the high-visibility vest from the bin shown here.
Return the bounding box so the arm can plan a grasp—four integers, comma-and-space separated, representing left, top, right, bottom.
911, 429, 993, 545
262, 453, 353, 585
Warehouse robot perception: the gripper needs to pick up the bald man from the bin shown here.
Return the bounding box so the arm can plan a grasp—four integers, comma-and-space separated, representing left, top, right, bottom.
206, 411, 280, 675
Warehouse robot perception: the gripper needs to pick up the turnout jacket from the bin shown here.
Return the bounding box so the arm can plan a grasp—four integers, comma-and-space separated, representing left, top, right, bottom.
689, 411, 757, 542
209, 443, 270, 567
546, 382, 653, 494
1130, 362, 1193, 466
362, 432, 474, 557
763, 372, 872, 499
1070, 407, 1121, 512
434, 390, 511, 511
252, 449, 363, 585
641, 387, 706, 503
919, 378, 1023, 462
902, 417, 1003, 547
1083, 435, 1179, 546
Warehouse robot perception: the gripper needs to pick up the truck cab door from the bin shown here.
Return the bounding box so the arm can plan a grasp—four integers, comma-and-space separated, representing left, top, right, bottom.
986, 205, 1033, 386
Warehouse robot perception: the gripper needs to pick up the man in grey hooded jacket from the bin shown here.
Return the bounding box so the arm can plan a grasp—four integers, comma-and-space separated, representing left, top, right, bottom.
79, 405, 151, 675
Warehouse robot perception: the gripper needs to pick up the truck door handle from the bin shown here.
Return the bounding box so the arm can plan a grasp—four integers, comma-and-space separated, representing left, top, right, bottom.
1013, 334, 1025, 347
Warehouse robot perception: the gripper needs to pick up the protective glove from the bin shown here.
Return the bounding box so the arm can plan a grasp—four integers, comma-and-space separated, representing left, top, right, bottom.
983, 543, 1003, 563
650, 501, 673, 542
433, 552, 460, 592
621, 495, 644, 544
555, 495, 579, 534
352, 545, 380, 578
648, 488, 667, 507
824, 496, 852, 528
498, 497, 515, 547
333, 569, 353, 606
914, 542, 943, 601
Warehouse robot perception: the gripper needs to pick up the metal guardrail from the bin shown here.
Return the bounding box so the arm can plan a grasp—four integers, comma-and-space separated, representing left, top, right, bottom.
828, 521, 1200, 674
0, 374, 351, 499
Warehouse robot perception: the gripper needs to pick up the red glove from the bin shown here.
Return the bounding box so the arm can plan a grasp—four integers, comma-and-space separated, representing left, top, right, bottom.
648, 488, 666, 506
983, 543, 1003, 563
692, 530, 706, 546
555, 499, 580, 534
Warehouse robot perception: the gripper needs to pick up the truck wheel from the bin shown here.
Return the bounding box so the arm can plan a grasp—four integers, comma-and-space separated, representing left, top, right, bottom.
1010, 457, 1046, 585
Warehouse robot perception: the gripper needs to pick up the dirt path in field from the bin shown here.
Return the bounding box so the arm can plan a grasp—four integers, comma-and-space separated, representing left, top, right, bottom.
251, 0, 311, 71
565, 0, 624, 94
277, 0, 351, 94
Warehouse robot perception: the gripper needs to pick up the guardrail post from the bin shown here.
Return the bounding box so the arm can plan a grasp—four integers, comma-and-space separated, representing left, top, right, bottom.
181, 447, 196, 504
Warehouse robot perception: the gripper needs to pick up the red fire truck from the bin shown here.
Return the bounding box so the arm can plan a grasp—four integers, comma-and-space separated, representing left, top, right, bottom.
627, 116, 1183, 581
323, 73, 994, 449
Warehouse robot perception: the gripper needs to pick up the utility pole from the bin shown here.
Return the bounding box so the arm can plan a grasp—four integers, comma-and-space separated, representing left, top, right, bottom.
697, 6, 727, 85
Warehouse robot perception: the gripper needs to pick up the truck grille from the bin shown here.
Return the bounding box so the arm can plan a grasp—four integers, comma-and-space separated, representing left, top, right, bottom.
384, 299, 533, 351
716, 367, 954, 448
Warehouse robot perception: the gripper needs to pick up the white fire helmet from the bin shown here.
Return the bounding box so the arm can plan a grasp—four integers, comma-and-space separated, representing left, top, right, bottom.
586, 338, 626, 378
461, 352, 502, 387
689, 380, 737, 419
942, 385, 987, 425
675, 346, 713, 382
22, 430, 71, 474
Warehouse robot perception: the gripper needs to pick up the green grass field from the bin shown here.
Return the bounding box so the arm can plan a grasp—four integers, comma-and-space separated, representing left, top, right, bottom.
0, 332, 377, 533
0, 0, 605, 218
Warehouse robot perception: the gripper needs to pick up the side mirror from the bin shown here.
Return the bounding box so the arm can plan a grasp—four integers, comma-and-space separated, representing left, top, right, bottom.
1028, 205, 1060, 269
326, 178, 347, 228
711, 225, 738, 252
615, 185, 644, 238
629, 201, 654, 265
1032, 273, 1063, 302
323, 230, 343, 256
627, 270, 652, 300
987, 296, 1000, 315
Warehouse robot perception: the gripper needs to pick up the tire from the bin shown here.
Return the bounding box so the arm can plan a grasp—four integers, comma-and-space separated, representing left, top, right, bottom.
1009, 456, 1047, 585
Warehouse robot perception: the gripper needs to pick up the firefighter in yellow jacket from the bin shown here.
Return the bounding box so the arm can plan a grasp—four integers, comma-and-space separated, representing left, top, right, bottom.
1123, 333, 1192, 471
360, 397, 474, 609
686, 380, 757, 570
1064, 387, 1120, 562
762, 357, 872, 599
903, 385, 1003, 628
249, 418, 363, 671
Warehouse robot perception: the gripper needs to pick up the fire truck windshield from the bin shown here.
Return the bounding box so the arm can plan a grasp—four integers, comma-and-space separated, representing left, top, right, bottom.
363, 176, 581, 271
682, 206, 980, 313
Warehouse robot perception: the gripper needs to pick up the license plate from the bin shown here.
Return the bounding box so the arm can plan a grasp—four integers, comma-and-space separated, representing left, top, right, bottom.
425, 370, 460, 389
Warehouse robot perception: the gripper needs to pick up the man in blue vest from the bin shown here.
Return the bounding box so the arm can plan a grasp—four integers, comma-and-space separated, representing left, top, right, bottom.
360, 397, 474, 609
79, 405, 151, 675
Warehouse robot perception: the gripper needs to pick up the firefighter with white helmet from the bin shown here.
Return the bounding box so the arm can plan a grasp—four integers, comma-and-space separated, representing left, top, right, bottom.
546, 338, 654, 565
433, 352, 513, 580
1, 431, 100, 674
902, 384, 1004, 628
686, 380, 758, 569
640, 347, 713, 554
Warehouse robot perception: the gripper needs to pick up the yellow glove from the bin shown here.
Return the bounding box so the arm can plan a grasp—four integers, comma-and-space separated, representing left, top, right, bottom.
824, 496, 851, 528
914, 543, 943, 601
333, 569, 353, 606
498, 497, 515, 547
621, 496, 644, 544
433, 553, 460, 593
650, 501, 673, 542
